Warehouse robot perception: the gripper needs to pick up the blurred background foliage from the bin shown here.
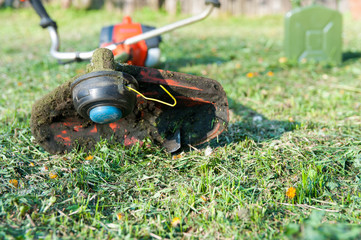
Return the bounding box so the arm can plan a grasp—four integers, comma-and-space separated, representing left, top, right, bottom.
0, 0, 353, 16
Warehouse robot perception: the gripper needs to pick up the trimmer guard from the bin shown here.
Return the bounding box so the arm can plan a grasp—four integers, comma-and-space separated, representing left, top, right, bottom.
31, 50, 229, 154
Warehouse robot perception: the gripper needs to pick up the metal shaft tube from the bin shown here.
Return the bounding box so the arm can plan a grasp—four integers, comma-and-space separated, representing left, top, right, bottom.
124, 5, 214, 45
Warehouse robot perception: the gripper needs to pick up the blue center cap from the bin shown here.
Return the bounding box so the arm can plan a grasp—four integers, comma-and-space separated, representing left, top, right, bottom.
89, 106, 123, 124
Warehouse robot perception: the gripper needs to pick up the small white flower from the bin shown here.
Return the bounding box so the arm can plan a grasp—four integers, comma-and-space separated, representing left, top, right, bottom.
253, 115, 263, 122
204, 146, 213, 156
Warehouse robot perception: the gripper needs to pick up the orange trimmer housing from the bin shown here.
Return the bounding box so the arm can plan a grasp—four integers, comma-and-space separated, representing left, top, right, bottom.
99, 16, 161, 66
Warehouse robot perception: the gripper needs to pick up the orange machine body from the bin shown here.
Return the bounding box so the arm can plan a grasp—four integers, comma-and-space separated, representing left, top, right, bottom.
100, 16, 160, 66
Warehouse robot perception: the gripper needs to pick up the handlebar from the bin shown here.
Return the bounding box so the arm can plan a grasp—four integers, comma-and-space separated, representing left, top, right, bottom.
29, 0, 57, 29
206, 0, 221, 8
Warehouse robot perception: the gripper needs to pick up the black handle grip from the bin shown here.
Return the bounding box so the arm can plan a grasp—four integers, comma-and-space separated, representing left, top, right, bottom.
205, 0, 221, 8
29, 0, 57, 29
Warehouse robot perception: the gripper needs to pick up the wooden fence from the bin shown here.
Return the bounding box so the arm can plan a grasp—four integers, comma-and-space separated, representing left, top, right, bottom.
173, 0, 348, 15
0, 0, 351, 15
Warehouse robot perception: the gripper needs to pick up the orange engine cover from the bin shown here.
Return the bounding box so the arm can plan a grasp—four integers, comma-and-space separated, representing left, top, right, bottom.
99, 16, 161, 66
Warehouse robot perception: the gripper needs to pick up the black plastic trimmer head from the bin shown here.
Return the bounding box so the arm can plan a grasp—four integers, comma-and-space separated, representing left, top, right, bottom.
31, 49, 229, 154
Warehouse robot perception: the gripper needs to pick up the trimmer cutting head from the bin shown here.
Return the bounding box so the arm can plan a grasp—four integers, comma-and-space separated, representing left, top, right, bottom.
30, 49, 229, 154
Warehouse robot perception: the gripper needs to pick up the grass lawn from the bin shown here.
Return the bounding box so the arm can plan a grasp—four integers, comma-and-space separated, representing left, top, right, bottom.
1, 5, 361, 239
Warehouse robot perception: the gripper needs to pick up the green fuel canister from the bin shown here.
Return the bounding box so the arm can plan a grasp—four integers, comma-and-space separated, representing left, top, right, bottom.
284, 5, 342, 64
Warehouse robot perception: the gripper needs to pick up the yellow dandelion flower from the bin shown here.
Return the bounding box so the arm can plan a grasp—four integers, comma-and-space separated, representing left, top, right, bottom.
9, 179, 18, 188
201, 195, 208, 202
117, 213, 124, 220
246, 72, 254, 78
29, 162, 35, 167
279, 57, 287, 63
288, 117, 294, 123
286, 187, 296, 199
85, 155, 94, 161
201, 70, 207, 76
172, 154, 182, 160
267, 71, 274, 77
49, 173, 58, 179
171, 217, 181, 227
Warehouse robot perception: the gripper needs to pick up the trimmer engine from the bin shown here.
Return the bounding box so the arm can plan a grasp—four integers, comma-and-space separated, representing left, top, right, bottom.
99, 16, 162, 67
28, 0, 220, 65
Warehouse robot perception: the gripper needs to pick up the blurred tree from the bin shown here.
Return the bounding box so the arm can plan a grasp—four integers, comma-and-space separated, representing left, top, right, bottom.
61, 0, 71, 8
165, 0, 177, 15
291, 0, 302, 7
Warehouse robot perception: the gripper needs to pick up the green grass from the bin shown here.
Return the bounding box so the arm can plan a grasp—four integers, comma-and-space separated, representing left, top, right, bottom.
1, 5, 361, 239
